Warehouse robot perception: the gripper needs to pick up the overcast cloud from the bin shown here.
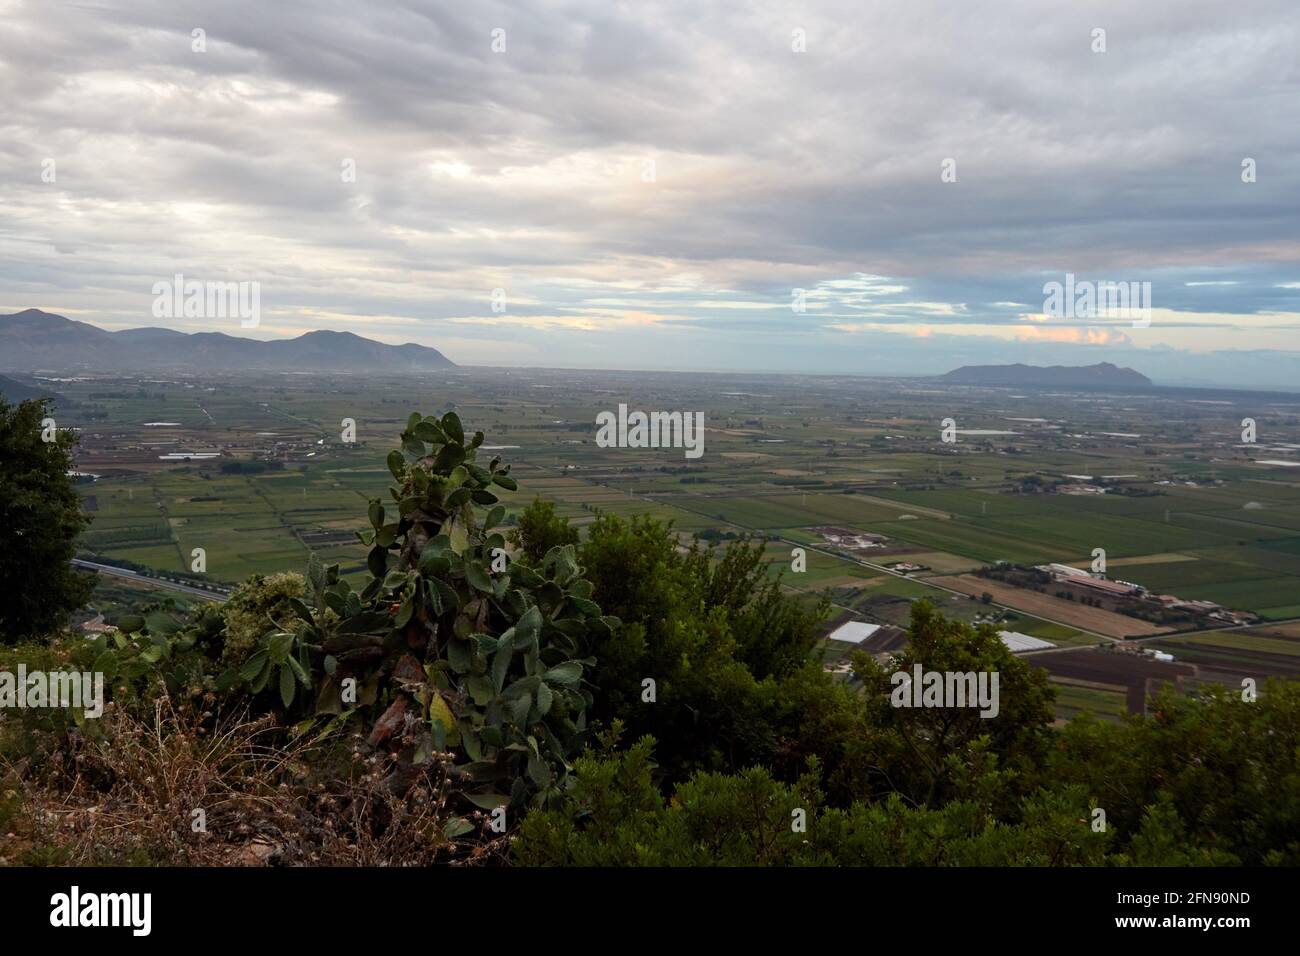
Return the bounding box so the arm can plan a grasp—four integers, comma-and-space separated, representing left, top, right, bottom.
1, 0, 1298, 386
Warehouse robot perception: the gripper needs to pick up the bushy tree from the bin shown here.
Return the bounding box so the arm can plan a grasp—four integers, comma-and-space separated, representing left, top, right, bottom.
1047, 681, 1300, 865
0, 398, 94, 643
692, 537, 824, 680
573, 514, 829, 784
513, 731, 1113, 866
508, 497, 579, 565
754, 661, 879, 807
852, 601, 1056, 809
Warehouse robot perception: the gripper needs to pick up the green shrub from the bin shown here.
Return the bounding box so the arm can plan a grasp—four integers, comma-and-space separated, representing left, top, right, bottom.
223, 411, 618, 817
218, 572, 308, 668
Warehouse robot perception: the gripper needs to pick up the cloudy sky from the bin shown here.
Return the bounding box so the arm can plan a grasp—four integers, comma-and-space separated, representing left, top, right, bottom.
2, 0, 1298, 386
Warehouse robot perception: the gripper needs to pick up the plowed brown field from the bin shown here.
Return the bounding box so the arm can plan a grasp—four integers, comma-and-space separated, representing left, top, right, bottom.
933, 574, 1171, 638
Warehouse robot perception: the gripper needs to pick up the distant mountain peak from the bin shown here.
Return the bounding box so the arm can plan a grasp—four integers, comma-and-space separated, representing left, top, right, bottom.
296, 329, 361, 339
7, 307, 71, 322
939, 362, 1152, 388
0, 309, 456, 373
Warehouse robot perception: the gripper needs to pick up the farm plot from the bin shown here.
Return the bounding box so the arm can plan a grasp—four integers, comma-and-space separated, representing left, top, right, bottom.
1050, 681, 1129, 722
872, 518, 1060, 565
936, 574, 1168, 637
1146, 625, 1300, 683
1029, 648, 1197, 715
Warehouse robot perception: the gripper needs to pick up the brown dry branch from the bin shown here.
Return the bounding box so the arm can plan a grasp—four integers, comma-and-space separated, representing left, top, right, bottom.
2, 693, 509, 866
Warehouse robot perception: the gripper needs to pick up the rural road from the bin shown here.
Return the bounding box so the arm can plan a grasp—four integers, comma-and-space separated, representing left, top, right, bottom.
73, 558, 230, 603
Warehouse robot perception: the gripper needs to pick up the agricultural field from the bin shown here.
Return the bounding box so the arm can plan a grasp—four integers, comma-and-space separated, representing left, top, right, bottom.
45, 366, 1300, 718
1031, 647, 1200, 717
1049, 681, 1130, 723
937, 574, 1170, 638
1145, 621, 1300, 684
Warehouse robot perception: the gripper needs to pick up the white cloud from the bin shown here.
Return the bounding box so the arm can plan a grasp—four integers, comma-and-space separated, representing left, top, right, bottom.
0, 0, 1297, 382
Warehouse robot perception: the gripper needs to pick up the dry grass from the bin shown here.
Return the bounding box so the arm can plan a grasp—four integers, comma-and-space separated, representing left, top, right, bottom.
3, 694, 507, 866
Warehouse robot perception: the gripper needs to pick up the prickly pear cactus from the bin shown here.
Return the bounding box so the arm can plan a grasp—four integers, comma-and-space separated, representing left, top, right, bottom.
235, 411, 617, 813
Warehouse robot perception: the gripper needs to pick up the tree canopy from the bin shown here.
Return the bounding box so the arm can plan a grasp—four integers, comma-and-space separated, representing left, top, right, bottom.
0, 398, 93, 643
5, 408, 1297, 867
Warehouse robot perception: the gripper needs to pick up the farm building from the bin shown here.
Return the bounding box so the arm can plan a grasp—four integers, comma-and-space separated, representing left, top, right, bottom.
1174, 599, 1222, 613
1058, 483, 1106, 495
814, 526, 890, 549
1071, 576, 1142, 597
1039, 563, 1090, 578
827, 621, 882, 644
998, 631, 1055, 653
824, 621, 908, 657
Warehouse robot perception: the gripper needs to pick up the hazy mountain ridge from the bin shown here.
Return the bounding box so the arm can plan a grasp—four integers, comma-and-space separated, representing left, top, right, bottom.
939, 362, 1152, 388
0, 373, 62, 403
0, 309, 456, 372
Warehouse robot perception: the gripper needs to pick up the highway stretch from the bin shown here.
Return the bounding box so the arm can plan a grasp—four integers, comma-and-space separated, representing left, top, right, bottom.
72, 558, 231, 603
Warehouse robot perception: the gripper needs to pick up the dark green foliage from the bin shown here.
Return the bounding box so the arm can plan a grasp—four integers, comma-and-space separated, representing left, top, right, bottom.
0, 636, 99, 766
513, 730, 1114, 866
225, 411, 618, 812
515, 613, 1300, 866
218, 459, 284, 475
514, 674, 1300, 866
852, 601, 1057, 809
754, 661, 882, 807
508, 497, 579, 566
87, 602, 227, 719
0, 398, 94, 643
1047, 681, 1300, 865
23, 406, 1300, 867
700, 538, 823, 680
575, 514, 829, 784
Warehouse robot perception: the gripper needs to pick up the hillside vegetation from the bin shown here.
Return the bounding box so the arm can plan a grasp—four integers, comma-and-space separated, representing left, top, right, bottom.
1, 404, 1297, 866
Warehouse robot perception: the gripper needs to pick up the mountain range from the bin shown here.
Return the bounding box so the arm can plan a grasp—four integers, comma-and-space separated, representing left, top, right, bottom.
938, 362, 1152, 389
0, 309, 456, 373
